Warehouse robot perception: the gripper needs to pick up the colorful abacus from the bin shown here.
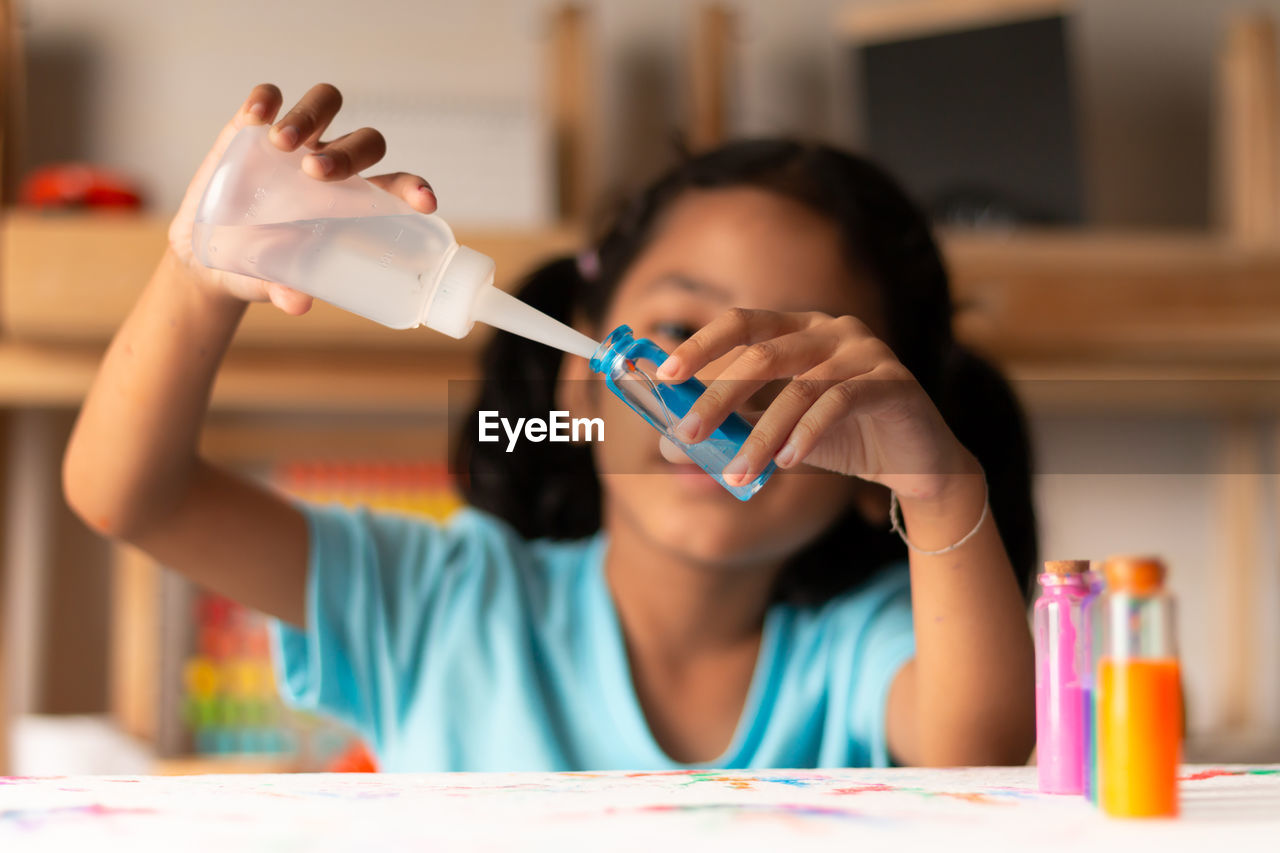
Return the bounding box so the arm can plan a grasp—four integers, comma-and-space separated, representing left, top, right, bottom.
181, 594, 291, 756
177, 460, 461, 769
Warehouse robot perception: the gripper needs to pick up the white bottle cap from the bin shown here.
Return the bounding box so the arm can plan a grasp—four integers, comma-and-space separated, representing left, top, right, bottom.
420, 245, 497, 338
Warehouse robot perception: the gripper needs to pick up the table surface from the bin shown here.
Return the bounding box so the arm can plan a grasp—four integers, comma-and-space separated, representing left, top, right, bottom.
2, 765, 1277, 852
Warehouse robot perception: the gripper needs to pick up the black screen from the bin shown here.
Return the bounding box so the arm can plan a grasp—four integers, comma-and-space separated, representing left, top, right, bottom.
860, 15, 1084, 225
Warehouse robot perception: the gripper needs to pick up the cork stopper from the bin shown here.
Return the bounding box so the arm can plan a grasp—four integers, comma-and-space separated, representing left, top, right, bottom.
1043, 560, 1090, 576
1103, 555, 1166, 594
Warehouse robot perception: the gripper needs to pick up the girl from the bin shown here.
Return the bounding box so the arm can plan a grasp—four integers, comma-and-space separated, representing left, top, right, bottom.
65, 83, 1036, 771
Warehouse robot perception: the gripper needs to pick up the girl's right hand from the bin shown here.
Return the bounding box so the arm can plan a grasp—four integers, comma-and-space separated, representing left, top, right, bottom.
167, 83, 439, 314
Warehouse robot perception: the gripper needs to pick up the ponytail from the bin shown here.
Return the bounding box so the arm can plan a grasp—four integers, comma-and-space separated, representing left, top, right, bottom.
452, 257, 600, 540
935, 345, 1039, 598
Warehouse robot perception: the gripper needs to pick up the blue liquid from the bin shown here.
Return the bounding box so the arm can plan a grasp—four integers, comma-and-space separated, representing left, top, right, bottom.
590, 325, 774, 500
674, 436, 770, 501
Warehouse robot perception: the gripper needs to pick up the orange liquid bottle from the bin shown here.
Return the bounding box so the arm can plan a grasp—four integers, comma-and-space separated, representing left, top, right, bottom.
1095, 556, 1181, 817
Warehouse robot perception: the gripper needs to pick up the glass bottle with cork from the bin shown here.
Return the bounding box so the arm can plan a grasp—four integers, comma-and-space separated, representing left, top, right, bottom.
1094, 555, 1181, 817
1033, 559, 1090, 794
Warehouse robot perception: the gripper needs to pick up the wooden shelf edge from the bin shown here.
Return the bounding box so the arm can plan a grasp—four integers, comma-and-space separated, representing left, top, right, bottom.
0, 341, 479, 413
3, 339, 1277, 414
839, 0, 1070, 44
5, 220, 1280, 412
1, 212, 582, 348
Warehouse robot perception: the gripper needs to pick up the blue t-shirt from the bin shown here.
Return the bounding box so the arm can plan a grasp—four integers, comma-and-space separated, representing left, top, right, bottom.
270, 503, 916, 772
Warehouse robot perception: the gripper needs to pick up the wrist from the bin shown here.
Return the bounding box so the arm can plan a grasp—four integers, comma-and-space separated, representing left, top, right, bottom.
160, 248, 247, 320
893, 451, 988, 553
895, 449, 984, 516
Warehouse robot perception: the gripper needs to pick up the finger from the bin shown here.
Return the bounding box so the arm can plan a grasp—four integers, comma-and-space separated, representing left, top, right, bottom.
658, 436, 692, 464
728, 375, 840, 476
267, 282, 314, 316
271, 82, 343, 151
368, 172, 438, 213
237, 83, 283, 128
303, 127, 387, 181
765, 363, 911, 480
723, 353, 910, 485
719, 355, 875, 484
654, 308, 821, 382
671, 328, 846, 444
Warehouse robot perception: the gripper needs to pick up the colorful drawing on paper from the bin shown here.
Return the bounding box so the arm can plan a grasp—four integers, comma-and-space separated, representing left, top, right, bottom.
1, 766, 1277, 850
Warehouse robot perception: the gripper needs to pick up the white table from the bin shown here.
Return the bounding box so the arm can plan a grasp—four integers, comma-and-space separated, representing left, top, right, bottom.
2, 765, 1277, 851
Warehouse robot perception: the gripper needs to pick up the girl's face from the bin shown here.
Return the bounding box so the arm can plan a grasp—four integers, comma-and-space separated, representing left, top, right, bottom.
564, 187, 887, 569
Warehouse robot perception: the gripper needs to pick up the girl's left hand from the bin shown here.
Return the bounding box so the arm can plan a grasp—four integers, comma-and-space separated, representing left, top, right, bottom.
653, 308, 980, 502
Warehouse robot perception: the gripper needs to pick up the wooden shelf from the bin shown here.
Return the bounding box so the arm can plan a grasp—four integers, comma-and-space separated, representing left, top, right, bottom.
1, 213, 580, 350
0, 340, 478, 413
0, 213, 556, 413
840, 0, 1069, 44
3, 215, 1280, 413
945, 228, 1280, 368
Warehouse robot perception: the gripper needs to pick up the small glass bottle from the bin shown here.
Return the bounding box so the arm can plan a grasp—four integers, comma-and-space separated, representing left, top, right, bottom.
589, 325, 775, 500
1033, 559, 1090, 794
1095, 556, 1181, 818
1081, 564, 1105, 804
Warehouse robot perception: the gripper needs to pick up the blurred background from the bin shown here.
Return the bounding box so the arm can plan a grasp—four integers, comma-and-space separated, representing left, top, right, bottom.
1, 0, 1278, 774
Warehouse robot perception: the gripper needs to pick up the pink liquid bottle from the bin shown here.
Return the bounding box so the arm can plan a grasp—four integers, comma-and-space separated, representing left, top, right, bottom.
1034, 559, 1090, 794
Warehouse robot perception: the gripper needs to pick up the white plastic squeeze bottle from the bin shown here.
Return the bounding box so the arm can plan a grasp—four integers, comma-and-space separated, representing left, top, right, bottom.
192, 125, 598, 359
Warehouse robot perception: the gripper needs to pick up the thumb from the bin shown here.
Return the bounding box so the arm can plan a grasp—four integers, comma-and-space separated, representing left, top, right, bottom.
267, 283, 313, 316
658, 436, 692, 464
660, 409, 762, 464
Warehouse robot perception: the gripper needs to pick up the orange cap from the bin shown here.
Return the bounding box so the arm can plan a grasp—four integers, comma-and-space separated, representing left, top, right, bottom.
1103, 555, 1166, 594
1044, 559, 1089, 575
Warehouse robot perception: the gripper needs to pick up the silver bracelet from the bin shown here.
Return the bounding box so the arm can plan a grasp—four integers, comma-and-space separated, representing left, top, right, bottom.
888, 477, 990, 556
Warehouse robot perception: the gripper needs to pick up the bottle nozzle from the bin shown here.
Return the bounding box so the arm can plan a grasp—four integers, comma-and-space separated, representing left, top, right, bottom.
471, 286, 600, 359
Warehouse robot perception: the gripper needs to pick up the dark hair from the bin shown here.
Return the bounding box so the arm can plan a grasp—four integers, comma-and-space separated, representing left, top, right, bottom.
452, 140, 1037, 603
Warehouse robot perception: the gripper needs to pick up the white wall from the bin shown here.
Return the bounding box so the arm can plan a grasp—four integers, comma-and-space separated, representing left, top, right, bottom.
21, 0, 1280, 224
